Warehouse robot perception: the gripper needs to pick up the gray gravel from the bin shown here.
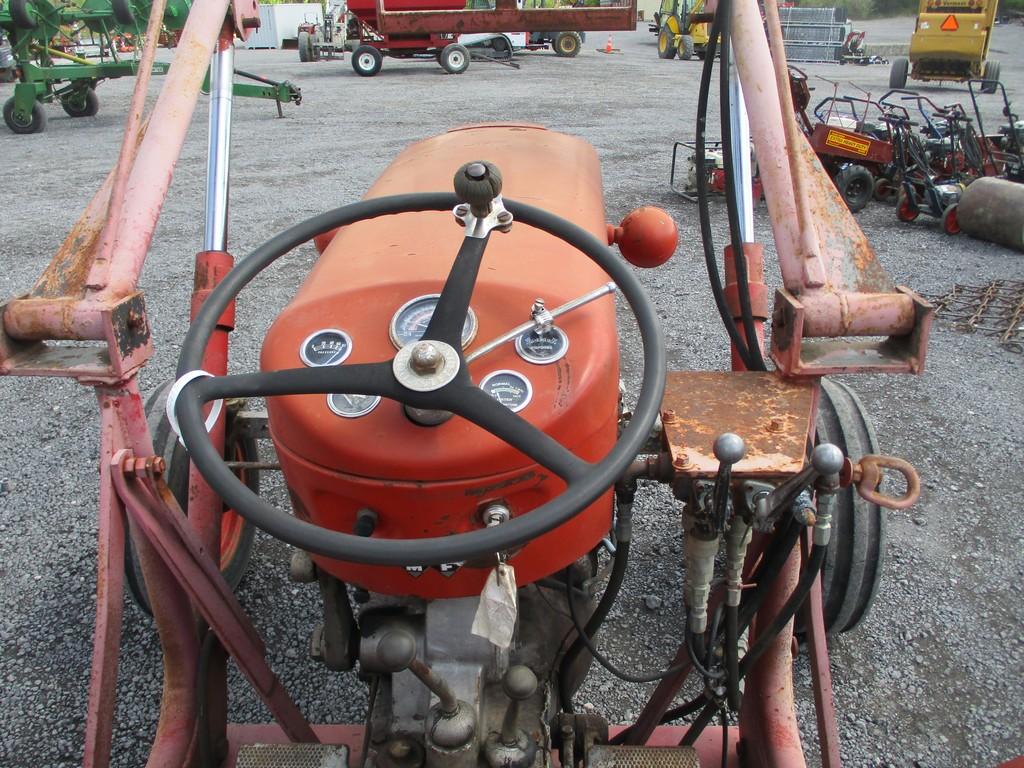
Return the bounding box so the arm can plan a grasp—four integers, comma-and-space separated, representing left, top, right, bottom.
2, 18, 1023, 768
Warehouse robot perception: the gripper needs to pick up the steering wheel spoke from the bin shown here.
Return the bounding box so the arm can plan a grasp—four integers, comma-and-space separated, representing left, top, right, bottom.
422, 234, 491, 349
441, 383, 590, 483
184, 361, 403, 405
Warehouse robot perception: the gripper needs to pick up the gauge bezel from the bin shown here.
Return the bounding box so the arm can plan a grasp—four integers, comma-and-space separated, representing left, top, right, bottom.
389, 292, 478, 350
299, 328, 354, 367
479, 369, 534, 413
514, 325, 570, 365
326, 393, 381, 419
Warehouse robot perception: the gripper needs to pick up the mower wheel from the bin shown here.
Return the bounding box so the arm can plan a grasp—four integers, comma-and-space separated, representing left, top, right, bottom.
3, 97, 46, 134
351, 44, 383, 76
554, 31, 581, 58
811, 378, 885, 635
61, 88, 99, 118
439, 43, 470, 74
111, 0, 135, 26
657, 25, 677, 59
889, 56, 908, 89
298, 30, 313, 62
9, 0, 37, 29
678, 34, 695, 60
942, 203, 960, 235
124, 381, 259, 616
834, 164, 873, 212
981, 60, 1000, 93
897, 188, 919, 222
873, 176, 898, 205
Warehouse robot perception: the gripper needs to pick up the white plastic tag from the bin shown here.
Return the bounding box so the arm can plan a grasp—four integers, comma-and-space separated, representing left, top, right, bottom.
471, 563, 518, 649
165, 370, 223, 446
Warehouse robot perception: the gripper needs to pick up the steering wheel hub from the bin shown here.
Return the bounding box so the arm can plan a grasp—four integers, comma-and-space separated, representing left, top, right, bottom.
393, 339, 461, 392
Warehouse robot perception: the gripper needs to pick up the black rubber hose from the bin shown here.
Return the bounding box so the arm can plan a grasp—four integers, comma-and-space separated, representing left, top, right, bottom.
737, 517, 803, 632
694, 10, 757, 371
724, 603, 740, 711
680, 700, 720, 747
559, 537, 632, 713
717, 0, 766, 371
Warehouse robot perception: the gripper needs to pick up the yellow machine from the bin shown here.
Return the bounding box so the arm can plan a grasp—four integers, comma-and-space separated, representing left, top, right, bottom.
890, 0, 1000, 90
651, 0, 709, 60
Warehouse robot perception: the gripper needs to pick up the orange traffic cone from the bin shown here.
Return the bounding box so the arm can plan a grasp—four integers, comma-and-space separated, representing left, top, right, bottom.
604, 34, 614, 53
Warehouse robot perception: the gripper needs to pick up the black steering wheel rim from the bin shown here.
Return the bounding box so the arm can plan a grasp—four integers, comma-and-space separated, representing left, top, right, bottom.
175, 191, 665, 567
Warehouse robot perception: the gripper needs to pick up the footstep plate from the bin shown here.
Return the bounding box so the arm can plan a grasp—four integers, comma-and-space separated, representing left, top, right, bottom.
587, 745, 700, 768
236, 744, 349, 768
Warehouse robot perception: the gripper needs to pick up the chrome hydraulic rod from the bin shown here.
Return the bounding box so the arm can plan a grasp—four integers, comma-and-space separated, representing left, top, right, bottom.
204, 32, 235, 252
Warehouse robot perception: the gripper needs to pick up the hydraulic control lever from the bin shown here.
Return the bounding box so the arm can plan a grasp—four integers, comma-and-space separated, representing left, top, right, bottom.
754, 443, 845, 525
711, 433, 746, 533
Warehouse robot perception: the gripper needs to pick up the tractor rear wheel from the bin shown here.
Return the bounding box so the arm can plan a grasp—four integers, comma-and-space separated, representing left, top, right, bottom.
554, 31, 581, 58
889, 56, 908, 89
439, 42, 470, 74
9, 0, 37, 29
3, 97, 46, 134
298, 30, 313, 62
111, 0, 135, 26
351, 44, 383, 76
981, 60, 1000, 93
124, 381, 259, 616
61, 88, 99, 118
678, 34, 694, 60
658, 25, 677, 59
812, 378, 885, 635
834, 164, 873, 212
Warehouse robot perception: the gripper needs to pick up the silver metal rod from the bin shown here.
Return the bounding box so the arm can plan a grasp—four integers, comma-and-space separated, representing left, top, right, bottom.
203, 38, 234, 252
466, 282, 617, 363
729, 55, 754, 242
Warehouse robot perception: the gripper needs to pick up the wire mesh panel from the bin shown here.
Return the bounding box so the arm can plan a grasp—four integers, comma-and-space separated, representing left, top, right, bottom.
778, 6, 848, 23
784, 42, 843, 62
236, 744, 349, 768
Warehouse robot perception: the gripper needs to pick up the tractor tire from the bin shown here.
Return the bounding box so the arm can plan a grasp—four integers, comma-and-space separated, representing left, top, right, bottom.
124, 381, 259, 616
3, 96, 46, 134
111, 0, 136, 27
677, 34, 694, 61
834, 164, 874, 212
491, 35, 512, 59
554, 31, 581, 58
889, 56, 908, 89
981, 60, 1000, 93
298, 30, 313, 62
61, 88, 99, 118
439, 43, 470, 74
658, 25, 677, 59
9, 0, 37, 29
812, 378, 885, 635
873, 176, 898, 205
351, 44, 383, 76
897, 188, 919, 222
942, 203, 960, 235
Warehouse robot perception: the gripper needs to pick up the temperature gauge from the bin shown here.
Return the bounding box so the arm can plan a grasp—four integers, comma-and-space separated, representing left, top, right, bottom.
300, 329, 353, 367
390, 293, 478, 349
515, 326, 569, 365
480, 370, 533, 413
327, 393, 381, 419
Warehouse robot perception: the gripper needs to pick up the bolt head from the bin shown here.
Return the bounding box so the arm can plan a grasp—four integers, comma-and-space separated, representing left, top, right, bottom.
812, 443, 845, 476
410, 342, 443, 374
713, 433, 746, 465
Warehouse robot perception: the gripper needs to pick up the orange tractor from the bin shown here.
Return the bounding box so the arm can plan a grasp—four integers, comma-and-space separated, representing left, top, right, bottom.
0, 0, 932, 766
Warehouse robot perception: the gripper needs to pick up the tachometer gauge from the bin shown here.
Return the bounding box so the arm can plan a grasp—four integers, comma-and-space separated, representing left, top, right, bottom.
327, 393, 381, 419
390, 293, 478, 349
300, 329, 353, 367
515, 326, 569, 365
480, 370, 533, 413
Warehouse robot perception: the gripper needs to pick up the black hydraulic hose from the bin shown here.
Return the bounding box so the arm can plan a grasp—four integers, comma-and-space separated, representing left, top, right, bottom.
559, 537, 632, 713
680, 700, 720, 747
737, 517, 803, 632
717, 0, 766, 371
724, 603, 740, 711
694, 10, 757, 371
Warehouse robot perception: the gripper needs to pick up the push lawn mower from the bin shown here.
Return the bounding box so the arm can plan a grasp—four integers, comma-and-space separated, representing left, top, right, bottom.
0, 0, 931, 766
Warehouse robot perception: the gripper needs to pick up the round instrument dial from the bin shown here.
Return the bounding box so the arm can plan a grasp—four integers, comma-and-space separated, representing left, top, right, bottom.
390, 294, 478, 349
300, 329, 353, 367
480, 370, 533, 413
515, 326, 569, 365
327, 393, 381, 419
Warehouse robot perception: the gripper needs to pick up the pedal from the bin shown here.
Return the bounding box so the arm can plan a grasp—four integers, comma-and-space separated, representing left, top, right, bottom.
235, 743, 348, 768
586, 745, 700, 768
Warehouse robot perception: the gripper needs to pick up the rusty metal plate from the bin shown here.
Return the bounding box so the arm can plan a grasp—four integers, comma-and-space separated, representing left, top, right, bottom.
661, 371, 817, 479
587, 745, 700, 768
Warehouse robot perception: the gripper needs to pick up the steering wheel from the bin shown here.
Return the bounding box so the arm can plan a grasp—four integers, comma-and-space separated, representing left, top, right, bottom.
174, 161, 666, 567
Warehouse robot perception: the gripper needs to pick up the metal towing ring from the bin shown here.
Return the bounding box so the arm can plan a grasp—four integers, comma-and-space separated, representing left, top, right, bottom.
174, 191, 665, 567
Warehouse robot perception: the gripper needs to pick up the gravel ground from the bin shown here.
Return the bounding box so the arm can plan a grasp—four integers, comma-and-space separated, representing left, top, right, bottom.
1, 18, 1023, 768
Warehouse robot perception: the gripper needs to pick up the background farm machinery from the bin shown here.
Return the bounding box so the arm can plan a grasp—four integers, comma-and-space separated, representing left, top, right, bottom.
0, 0, 940, 767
